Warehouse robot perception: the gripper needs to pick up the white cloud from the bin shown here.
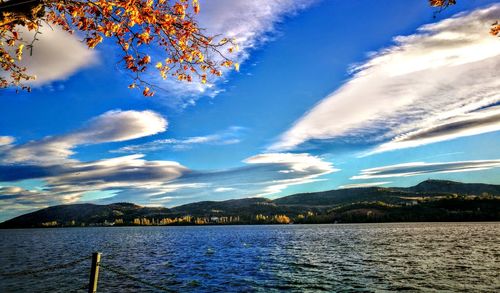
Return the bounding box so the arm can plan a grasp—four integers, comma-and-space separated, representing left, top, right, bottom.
6, 1, 313, 101
198, 0, 315, 47
1, 110, 167, 164
0, 103, 333, 214
244, 152, 336, 174
0, 184, 80, 222
0, 136, 14, 146
338, 182, 392, 189
243, 152, 338, 197
214, 187, 236, 193
137, 152, 336, 202
0, 151, 336, 216
0, 109, 334, 218
352, 159, 500, 180
372, 106, 500, 154
155, 0, 317, 103
0, 153, 190, 212
45, 154, 188, 197
113, 126, 244, 153
75, 110, 167, 143
14, 25, 98, 86
1, 154, 192, 213
0, 186, 45, 199
270, 5, 500, 152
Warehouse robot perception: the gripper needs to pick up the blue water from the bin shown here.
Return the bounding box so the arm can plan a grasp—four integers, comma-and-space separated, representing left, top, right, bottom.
1, 223, 499, 292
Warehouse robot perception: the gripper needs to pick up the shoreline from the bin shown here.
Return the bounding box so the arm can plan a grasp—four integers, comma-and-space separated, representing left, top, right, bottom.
2, 220, 499, 229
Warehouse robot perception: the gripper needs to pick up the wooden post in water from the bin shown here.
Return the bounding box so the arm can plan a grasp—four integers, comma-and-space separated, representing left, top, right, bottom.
88, 252, 101, 293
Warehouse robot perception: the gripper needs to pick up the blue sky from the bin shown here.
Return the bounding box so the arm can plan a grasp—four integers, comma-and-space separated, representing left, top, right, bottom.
1, 0, 500, 221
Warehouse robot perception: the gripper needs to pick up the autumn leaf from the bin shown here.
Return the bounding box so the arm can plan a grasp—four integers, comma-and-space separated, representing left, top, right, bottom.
1, 0, 238, 95
16, 44, 24, 61
429, 0, 456, 7
143, 87, 154, 96
491, 21, 500, 36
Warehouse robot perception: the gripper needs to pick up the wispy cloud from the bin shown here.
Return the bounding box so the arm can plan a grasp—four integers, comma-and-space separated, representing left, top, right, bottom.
0, 186, 49, 202
244, 153, 336, 174
213, 187, 236, 193
242, 153, 337, 197
0, 111, 336, 218
338, 182, 392, 189
153, 0, 317, 105
270, 5, 500, 152
351, 160, 500, 180
370, 106, 500, 154
0, 136, 14, 146
145, 152, 336, 202
0, 152, 336, 215
113, 126, 245, 153
0, 110, 167, 164
0, 185, 55, 222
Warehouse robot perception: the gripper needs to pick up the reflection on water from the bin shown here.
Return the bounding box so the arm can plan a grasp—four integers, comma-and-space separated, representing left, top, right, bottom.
1, 223, 499, 292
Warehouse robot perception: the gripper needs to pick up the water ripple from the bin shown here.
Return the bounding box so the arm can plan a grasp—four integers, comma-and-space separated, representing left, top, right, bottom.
0, 223, 499, 292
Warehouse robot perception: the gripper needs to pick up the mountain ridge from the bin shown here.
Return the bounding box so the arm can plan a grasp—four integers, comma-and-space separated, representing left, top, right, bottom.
2, 179, 500, 228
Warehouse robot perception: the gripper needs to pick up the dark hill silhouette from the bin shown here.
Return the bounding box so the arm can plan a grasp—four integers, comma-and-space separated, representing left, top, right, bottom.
399, 179, 500, 195
1, 180, 499, 228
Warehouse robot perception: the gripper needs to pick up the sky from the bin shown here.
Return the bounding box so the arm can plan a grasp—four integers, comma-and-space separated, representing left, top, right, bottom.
1, 0, 499, 221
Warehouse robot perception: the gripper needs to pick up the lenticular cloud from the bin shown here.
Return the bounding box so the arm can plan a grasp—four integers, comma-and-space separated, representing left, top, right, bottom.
271, 5, 500, 153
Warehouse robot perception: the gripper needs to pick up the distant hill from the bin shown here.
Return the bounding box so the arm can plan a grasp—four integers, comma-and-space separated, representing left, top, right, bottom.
274, 187, 411, 206
2, 180, 499, 228
398, 179, 500, 195
275, 179, 500, 206
0, 203, 172, 228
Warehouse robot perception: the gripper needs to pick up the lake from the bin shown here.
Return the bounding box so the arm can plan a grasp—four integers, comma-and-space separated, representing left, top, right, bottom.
1, 223, 499, 292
